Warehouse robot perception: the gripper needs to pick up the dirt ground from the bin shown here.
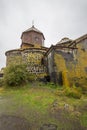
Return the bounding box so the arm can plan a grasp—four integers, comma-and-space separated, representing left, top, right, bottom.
0, 115, 58, 130
0, 87, 87, 130
0, 115, 31, 130
0, 114, 86, 130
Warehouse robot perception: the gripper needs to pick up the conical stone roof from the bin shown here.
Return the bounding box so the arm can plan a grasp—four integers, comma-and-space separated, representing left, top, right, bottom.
21, 25, 45, 39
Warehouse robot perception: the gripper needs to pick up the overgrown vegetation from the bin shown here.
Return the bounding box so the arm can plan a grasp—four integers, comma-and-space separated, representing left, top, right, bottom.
0, 83, 87, 130
0, 78, 3, 87
44, 82, 83, 99
0, 63, 86, 100
3, 64, 35, 86
0, 65, 84, 99
64, 86, 82, 99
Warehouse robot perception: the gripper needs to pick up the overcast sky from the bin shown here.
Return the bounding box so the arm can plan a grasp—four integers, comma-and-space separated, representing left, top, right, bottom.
0, 0, 87, 69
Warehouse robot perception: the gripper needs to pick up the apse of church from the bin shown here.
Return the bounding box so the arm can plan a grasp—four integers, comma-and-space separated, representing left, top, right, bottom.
5, 25, 47, 77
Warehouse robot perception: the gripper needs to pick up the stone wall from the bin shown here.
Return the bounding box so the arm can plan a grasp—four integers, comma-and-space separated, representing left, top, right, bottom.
46, 49, 58, 83
21, 31, 44, 47
5, 50, 22, 66
73, 39, 87, 87
47, 38, 87, 87
21, 48, 47, 75
54, 51, 70, 86
5, 48, 47, 78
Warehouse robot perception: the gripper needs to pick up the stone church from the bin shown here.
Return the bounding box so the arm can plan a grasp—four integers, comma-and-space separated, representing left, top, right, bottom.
5, 25, 87, 87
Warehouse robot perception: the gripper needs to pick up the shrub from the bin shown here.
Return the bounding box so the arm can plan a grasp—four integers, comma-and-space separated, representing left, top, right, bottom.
45, 82, 58, 89
4, 64, 29, 86
65, 87, 82, 99
0, 78, 4, 87
28, 73, 36, 82
80, 112, 87, 127
81, 85, 87, 94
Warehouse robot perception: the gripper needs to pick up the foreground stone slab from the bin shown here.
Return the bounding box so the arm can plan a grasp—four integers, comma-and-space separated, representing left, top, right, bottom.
40, 124, 57, 130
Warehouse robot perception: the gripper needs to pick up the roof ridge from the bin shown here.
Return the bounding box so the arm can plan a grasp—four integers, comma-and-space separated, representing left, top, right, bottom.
24, 25, 43, 34
75, 34, 87, 43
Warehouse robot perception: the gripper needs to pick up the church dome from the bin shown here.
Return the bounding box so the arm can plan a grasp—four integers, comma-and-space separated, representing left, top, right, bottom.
21, 25, 45, 40
21, 25, 45, 48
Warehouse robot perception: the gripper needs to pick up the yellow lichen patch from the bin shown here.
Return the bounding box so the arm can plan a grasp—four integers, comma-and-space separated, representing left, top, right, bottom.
34, 44, 41, 48
27, 52, 43, 65
37, 73, 47, 79
21, 44, 30, 49
0, 88, 4, 93
7, 56, 22, 66
66, 43, 87, 87
74, 44, 87, 86
54, 46, 87, 87
62, 71, 69, 87
54, 53, 69, 87
54, 53, 66, 71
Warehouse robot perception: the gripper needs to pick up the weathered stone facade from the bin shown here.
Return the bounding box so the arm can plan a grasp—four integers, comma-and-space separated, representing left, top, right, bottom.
5, 50, 22, 66
5, 25, 87, 86
5, 48, 47, 74
5, 25, 47, 78
21, 48, 46, 74
45, 36, 87, 87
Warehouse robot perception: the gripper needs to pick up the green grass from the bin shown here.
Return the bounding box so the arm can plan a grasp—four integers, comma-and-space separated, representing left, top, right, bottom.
80, 112, 87, 127
0, 82, 87, 130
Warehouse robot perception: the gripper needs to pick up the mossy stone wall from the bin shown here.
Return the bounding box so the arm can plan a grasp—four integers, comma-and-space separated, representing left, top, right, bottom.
6, 48, 47, 78
53, 39, 87, 87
